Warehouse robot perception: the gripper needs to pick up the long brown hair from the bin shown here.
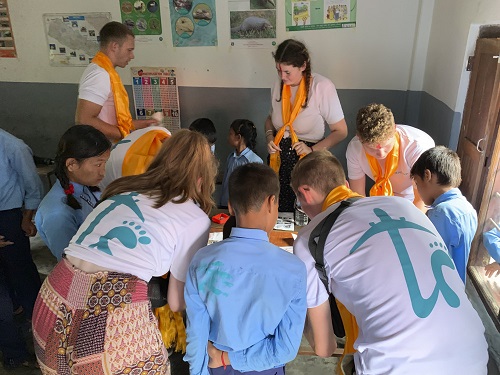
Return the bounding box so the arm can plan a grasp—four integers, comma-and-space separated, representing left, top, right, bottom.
273, 39, 312, 108
102, 129, 218, 214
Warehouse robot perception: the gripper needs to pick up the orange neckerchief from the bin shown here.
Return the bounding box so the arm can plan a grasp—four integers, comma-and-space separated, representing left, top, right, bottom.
92, 51, 134, 139
322, 185, 363, 369
269, 78, 307, 173
365, 131, 401, 197
122, 130, 170, 176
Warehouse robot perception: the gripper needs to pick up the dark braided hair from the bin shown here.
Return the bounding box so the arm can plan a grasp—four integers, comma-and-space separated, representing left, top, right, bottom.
272, 39, 312, 108
230, 119, 257, 151
54, 125, 111, 210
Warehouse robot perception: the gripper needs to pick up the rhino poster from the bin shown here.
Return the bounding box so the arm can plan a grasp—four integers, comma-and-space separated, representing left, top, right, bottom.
285, 0, 356, 31
169, 0, 217, 47
229, 0, 276, 49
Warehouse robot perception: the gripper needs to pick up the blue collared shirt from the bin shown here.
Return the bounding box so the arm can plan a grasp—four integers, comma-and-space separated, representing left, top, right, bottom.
427, 188, 477, 283
483, 228, 500, 263
0, 129, 43, 211
35, 180, 100, 260
219, 148, 263, 207
184, 227, 307, 375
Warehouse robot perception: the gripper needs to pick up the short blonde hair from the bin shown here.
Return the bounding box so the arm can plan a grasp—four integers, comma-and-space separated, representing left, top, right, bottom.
356, 103, 395, 144
291, 150, 345, 196
102, 129, 218, 214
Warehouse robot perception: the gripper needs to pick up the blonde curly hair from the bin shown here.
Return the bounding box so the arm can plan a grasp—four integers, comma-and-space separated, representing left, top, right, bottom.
356, 103, 396, 144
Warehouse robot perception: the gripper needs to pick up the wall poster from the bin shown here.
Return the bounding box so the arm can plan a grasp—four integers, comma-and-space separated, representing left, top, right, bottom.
120, 0, 163, 37
0, 0, 16, 58
168, 0, 217, 47
285, 0, 356, 31
131, 67, 181, 134
229, 0, 276, 49
43, 13, 111, 66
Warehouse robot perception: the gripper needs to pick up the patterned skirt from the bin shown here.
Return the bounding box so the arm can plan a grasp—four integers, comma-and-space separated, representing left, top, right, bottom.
32, 259, 170, 375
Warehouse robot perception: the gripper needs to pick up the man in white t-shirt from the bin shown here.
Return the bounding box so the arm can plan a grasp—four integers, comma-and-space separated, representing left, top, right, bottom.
346, 103, 434, 210
290, 150, 488, 375
75, 21, 155, 142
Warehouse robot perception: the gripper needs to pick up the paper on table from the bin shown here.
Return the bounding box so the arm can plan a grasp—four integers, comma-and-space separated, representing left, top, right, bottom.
274, 212, 294, 231
208, 232, 223, 245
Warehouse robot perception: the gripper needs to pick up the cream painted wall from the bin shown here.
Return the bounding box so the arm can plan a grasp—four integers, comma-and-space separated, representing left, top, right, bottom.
0, 0, 431, 91
424, 0, 500, 111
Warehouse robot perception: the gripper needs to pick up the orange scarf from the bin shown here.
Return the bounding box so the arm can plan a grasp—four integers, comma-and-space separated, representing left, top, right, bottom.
122, 129, 170, 176
92, 51, 134, 139
365, 131, 400, 197
269, 78, 307, 173
322, 185, 363, 368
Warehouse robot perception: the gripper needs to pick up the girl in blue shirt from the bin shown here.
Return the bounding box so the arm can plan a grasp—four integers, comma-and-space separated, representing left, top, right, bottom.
35, 125, 111, 260
219, 119, 263, 207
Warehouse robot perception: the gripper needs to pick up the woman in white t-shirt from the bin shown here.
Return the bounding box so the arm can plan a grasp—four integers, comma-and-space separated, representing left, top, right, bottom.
265, 39, 348, 212
32, 129, 217, 375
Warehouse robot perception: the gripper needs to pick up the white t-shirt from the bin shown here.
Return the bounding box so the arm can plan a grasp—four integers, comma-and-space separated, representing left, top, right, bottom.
65, 193, 210, 282
294, 196, 488, 375
270, 73, 344, 142
99, 126, 171, 191
346, 125, 435, 200
78, 63, 117, 125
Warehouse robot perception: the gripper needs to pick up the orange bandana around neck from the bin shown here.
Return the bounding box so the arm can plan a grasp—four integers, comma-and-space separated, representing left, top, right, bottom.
366, 131, 401, 197
321, 185, 363, 212
92, 51, 134, 139
122, 130, 170, 176
321, 184, 363, 365
269, 78, 307, 173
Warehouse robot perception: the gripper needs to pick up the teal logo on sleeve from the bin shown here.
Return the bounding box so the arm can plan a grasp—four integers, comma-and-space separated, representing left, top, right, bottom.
350, 208, 460, 318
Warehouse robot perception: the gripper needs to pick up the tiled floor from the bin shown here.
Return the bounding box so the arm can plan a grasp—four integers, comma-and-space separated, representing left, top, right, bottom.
1, 235, 499, 375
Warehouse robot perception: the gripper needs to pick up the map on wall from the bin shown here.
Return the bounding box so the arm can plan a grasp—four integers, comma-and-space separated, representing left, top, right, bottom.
120, 0, 162, 36
130, 67, 181, 133
285, 0, 356, 31
0, 0, 16, 58
168, 0, 217, 47
43, 13, 111, 67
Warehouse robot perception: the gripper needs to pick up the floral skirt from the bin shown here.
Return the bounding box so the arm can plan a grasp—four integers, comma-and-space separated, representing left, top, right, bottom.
32, 259, 169, 375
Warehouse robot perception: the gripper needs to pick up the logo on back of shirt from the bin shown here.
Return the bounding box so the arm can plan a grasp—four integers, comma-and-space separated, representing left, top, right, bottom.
350, 208, 460, 318
75, 192, 151, 255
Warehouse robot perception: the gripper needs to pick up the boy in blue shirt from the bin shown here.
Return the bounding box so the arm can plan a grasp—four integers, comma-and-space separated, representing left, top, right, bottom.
411, 146, 477, 283
184, 163, 307, 375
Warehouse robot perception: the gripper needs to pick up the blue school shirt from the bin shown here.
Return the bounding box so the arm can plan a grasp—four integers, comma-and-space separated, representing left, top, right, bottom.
35, 180, 100, 260
483, 228, 500, 263
0, 129, 43, 211
426, 188, 477, 283
219, 148, 263, 207
184, 227, 307, 375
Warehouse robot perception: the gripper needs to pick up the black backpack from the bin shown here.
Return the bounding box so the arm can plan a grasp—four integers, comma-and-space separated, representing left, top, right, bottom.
308, 198, 360, 337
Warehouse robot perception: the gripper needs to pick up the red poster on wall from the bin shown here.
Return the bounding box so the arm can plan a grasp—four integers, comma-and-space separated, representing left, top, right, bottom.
0, 0, 16, 58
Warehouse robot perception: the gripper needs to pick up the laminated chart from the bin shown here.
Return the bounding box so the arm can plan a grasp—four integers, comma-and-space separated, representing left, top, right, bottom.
131, 67, 180, 133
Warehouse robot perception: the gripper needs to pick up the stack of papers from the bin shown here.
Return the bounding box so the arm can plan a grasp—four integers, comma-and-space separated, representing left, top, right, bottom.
274, 212, 294, 231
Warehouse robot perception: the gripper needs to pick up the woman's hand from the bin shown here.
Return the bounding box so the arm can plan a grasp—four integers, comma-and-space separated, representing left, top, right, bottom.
292, 141, 313, 156
267, 139, 281, 154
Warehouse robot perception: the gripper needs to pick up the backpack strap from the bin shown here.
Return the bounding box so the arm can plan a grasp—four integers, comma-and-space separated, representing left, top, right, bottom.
308, 198, 361, 291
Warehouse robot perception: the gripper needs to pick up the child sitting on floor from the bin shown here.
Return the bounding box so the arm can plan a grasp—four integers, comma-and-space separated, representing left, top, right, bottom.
410, 145, 477, 284
219, 119, 263, 208
185, 163, 307, 375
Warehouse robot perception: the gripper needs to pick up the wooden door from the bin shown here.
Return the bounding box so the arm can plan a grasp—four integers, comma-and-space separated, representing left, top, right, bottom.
457, 38, 500, 210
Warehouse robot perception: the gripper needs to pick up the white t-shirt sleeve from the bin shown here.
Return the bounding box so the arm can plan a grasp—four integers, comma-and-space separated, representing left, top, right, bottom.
169, 215, 211, 282
346, 137, 366, 180
293, 230, 329, 308
402, 127, 435, 168
78, 64, 111, 106
316, 78, 344, 125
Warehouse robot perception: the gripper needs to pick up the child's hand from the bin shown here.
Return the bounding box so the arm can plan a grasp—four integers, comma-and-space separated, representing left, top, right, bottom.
485, 262, 500, 278
207, 341, 230, 368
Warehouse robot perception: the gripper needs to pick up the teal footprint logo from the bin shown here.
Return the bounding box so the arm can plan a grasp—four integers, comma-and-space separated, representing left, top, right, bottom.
89, 221, 151, 255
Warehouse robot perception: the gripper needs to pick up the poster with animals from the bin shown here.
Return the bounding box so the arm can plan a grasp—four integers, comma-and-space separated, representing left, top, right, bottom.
130, 67, 181, 133
120, 0, 163, 36
229, 0, 276, 49
0, 0, 16, 58
285, 0, 356, 31
168, 0, 217, 47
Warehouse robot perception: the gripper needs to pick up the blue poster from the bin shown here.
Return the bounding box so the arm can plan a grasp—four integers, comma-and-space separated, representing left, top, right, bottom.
169, 0, 217, 47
